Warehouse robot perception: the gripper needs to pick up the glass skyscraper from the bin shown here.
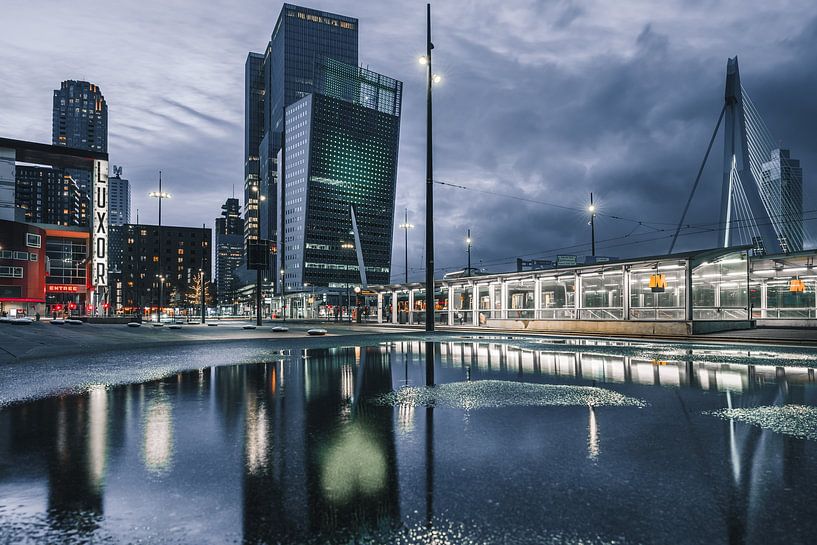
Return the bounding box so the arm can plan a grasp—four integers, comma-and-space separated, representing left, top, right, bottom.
279, 59, 402, 290
51, 80, 108, 226
761, 148, 805, 252
215, 198, 245, 306
245, 4, 358, 252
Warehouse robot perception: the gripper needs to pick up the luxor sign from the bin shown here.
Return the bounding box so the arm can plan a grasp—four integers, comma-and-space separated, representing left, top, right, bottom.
92, 160, 108, 288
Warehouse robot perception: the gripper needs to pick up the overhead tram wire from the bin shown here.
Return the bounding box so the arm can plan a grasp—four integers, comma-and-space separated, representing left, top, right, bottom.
392, 208, 817, 279
433, 179, 669, 231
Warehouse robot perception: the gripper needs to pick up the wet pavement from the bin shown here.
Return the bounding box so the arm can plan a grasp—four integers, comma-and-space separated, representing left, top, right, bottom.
2, 334, 817, 544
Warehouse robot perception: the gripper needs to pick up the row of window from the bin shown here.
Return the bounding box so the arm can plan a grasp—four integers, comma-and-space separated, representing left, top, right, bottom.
0, 267, 23, 278
0, 251, 37, 262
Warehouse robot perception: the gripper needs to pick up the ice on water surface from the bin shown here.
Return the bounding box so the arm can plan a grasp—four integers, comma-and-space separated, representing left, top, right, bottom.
373, 380, 646, 409
706, 404, 817, 440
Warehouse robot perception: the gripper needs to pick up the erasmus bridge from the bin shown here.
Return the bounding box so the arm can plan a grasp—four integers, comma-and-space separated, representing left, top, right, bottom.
670, 56, 807, 256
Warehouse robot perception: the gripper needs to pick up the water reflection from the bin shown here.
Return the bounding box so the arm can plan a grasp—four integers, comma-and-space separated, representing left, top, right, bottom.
1, 339, 817, 544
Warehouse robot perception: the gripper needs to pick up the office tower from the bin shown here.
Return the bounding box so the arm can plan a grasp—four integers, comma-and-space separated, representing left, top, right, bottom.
215, 198, 245, 305
245, 4, 358, 251
52, 80, 107, 225
52, 81, 108, 153
244, 52, 265, 242
109, 166, 131, 226
15, 166, 85, 226
761, 149, 804, 253
118, 224, 212, 312
278, 58, 401, 291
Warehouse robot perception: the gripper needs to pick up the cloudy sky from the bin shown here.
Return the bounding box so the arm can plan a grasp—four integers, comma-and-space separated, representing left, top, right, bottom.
2, 0, 816, 280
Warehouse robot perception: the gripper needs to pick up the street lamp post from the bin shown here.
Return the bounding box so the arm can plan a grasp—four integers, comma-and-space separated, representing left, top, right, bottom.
399, 208, 414, 284
588, 192, 596, 257
158, 275, 164, 323
341, 242, 355, 322
420, 4, 438, 387
149, 171, 171, 322
466, 229, 472, 277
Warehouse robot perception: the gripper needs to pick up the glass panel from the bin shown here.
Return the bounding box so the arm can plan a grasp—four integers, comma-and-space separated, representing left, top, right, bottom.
692, 253, 748, 320
451, 284, 474, 324
580, 271, 623, 319
540, 276, 575, 319
629, 266, 686, 320
506, 279, 535, 319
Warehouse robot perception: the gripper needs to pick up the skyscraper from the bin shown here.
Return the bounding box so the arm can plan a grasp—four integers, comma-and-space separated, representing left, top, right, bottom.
52, 81, 108, 153
761, 149, 804, 252
109, 166, 131, 226
51, 80, 108, 224
278, 58, 402, 291
215, 198, 245, 305
245, 4, 358, 253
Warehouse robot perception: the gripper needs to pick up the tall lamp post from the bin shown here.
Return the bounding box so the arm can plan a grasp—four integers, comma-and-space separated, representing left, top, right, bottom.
399, 208, 414, 284
466, 229, 472, 276
158, 275, 164, 323
341, 241, 355, 323
588, 192, 596, 257
420, 3, 438, 387
149, 171, 171, 322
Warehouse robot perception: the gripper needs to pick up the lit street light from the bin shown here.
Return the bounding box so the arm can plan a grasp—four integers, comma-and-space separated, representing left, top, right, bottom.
399, 208, 414, 283
466, 229, 472, 277
588, 192, 596, 257
423, 2, 436, 388
149, 171, 171, 320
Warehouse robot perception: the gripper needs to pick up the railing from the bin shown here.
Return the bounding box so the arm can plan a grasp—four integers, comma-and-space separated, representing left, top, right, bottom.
538, 308, 577, 320
752, 308, 817, 319
506, 309, 536, 319
629, 308, 685, 320
579, 308, 625, 320
693, 308, 748, 320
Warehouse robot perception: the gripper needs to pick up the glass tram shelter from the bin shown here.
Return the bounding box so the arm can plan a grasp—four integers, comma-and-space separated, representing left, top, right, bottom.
368, 247, 817, 334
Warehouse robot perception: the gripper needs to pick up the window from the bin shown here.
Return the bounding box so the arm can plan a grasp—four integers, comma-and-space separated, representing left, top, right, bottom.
0, 267, 23, 278
14, 251, 29, 261
29, 253, 38, 262
26, 233, 41, 248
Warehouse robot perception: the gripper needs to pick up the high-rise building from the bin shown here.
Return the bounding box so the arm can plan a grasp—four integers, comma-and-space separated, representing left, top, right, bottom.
52, 80, 107, 224
118, 224, 212, 312
244, 52, 265, 243
278, 58, 401, 291
215, 198, 245, 306
109, 166, 131, 226
15, 166, 86, 226
245, 4, 358, 253
52, 80, 108, 153
761, 149, 804, 253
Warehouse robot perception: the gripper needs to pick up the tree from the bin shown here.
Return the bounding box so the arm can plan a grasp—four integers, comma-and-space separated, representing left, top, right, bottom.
186, 274, 214, 309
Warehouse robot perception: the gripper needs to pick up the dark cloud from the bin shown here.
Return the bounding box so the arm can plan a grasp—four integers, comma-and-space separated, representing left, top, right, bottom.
1, 0, 815, 281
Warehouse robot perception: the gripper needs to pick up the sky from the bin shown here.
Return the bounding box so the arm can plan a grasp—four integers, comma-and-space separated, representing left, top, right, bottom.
1, 0, 816, 281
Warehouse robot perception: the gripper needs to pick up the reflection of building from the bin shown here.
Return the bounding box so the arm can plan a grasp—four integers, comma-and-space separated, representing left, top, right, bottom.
278, 58, 401, 292
246, 3, 359, 268
118, 224, 212, 312
761, 149, 804, 252
215, 198, 244, 307
241, 347, 399, 543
